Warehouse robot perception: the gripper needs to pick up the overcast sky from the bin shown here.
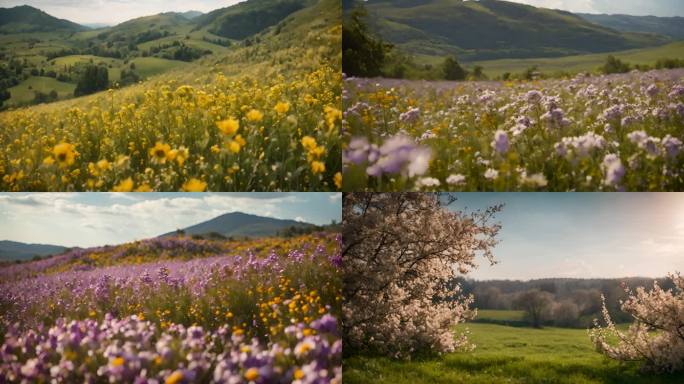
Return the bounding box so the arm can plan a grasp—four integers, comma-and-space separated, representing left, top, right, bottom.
0, 193, 341, 247
0, 0, 243, 25
451, 193, 684, 280
504, 0, 684, 17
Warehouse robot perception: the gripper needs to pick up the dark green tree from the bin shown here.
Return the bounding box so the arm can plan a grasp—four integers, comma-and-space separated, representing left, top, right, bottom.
342, 6, 388, 77
602, 55, 630, 74
74, 64, 109, 97
442, 56, 466, 80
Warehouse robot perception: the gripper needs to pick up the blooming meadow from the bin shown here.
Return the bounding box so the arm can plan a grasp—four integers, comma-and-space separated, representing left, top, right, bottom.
0, 233, 342, 383
0, 1, 342, 192
343, 69, 684, 191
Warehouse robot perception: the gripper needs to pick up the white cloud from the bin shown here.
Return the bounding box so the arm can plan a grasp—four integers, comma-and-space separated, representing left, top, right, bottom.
328, 193, 341, 202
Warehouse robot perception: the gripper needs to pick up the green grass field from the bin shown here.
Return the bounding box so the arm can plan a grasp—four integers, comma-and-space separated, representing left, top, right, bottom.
470, 41, 684, 77
7, 76, 75, 105
476, 309, 526, 321
345, 322, 684, 384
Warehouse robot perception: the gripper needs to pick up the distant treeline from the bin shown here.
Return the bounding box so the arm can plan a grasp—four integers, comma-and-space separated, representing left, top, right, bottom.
452, 277, 672, 328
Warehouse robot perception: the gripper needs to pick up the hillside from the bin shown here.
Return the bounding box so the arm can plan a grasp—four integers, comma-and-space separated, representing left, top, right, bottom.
578, 13, 684, 40
162, 212, 314, 238
193, 0, 314, 39
347, 0, 670, 61
471, 41, 684, 77
0, 0, 342, 191
0, 240, 67, 261
0, 5, 85, 34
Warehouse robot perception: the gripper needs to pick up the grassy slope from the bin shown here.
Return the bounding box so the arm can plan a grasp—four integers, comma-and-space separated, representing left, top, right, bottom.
359, 0, 669, 61
345, 323, 684, 384
469, 41, 684, 77
7, 76, 75, 104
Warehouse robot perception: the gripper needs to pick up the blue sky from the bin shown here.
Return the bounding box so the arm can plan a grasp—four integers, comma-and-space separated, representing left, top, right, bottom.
506, 0, 684, 17
0, 0, 243, 25
0, 193, 341, 247
450, 193, 684, 280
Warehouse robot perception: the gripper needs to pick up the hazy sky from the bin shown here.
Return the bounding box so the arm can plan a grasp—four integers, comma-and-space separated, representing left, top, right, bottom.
450, 193, 684, 280
0, 193, 341, 247
0, 0, 243, 25
505, 0, 684, 17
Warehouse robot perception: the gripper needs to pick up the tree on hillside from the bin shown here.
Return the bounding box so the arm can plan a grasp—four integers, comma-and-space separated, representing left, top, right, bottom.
343, 192, 502, 357
590, 272, 684, 373
515, 289, 553, 328
342, 6, 389, 77
74, 64, 108, 97
442, 56, 466, 81
602, 55, 630, 74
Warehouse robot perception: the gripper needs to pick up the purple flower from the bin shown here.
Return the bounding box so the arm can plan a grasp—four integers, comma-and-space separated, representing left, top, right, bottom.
491, 129, 509, 154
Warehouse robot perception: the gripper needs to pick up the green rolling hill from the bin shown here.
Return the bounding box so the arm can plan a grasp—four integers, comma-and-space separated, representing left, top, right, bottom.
0, 5, 86, 34
161, 212, 314, 238
345, 0, 671, 61
0, 240, 67, 261
0, 0, 316, 109
577, 13, 684, 40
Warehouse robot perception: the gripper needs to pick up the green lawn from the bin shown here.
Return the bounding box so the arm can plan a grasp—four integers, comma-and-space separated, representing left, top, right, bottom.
476, 309, 526, 321
129, 57, 191, 79
7, 76, 75, 105
469, 41, 684, 77
344, 323, 684, 384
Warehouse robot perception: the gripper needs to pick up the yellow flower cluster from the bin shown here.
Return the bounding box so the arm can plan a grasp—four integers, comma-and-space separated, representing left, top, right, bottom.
0, 66, 341, 191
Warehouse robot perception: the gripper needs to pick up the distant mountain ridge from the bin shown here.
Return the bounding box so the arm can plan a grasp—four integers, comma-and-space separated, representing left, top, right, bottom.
160, 212, 314, 238
577, 13, 684, 40
0, 240, 67, 261
346, 0, 671, 61
0, 5, 86, 34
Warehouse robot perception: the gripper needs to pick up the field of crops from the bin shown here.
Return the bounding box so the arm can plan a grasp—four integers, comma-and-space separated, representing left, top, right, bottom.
0, 0, 342, 192
343, 69, 684, 191
0, 233, 342, 383
344, 322, 684, 384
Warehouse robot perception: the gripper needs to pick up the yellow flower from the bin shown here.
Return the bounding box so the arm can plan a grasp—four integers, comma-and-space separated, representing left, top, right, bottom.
324, 105, 342, 129
97, 159, 111, 171
234, 134, 246, 147
210, 144, 220, 154
228, 140, 241, 154
134, 184, 153, 192
334, 172, 342, 189
165, 370, 184, 384
301, 136, 317, 151
244, 367, 259, 381
182, 178, 207, 192
175, 146, 189, 166
149, 142, 172, 164
246, 109, 263, 122
53, 142, 77, 167
274, 101, 290, 114
294, 369, 305, 380
216, 118, 239, 136
112, 177, 134, 192
112, 357, 125, 367
43, 156, 55, 165
311, 161, 325, 174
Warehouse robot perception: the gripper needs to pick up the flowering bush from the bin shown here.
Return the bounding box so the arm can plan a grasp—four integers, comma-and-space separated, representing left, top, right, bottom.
589, 272, 684, 373
342, 193, 501, 357
343, 70, 684, 191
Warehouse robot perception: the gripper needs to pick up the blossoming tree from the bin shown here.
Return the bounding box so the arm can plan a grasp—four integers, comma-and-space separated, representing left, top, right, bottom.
342, 192, 502, 357
589, 272, 684, 373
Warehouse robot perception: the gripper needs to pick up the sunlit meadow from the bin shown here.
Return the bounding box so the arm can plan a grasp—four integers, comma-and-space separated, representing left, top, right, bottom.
342, 69, 684, 191
0, 233, 342, 383
0, 0, 342, 192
